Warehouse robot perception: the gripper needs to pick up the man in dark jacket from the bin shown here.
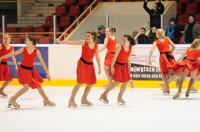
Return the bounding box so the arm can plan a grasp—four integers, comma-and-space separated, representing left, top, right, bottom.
143, 0, 165, 28
183, 16, 196, 44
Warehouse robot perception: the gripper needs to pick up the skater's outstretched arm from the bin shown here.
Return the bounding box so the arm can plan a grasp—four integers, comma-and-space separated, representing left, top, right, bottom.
168, 37, 175, 53
36, 49, 50, 80
99, 37, 108, 52
111, 46, 121, 74
0, 48, 24, 61
11, 48, 18, 71
147, 41, 157, 65
95, 46, 101, 74
57, 39, 85, 46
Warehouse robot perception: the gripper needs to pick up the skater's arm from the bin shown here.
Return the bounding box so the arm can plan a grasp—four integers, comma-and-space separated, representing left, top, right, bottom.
111, 46, 121, 73
168, 37, 175, 53
99, 37, 108, 52
0, 48, 23, 61
177, 48, 187, 61
128, 56, 131, 70
128, 47, 133, 69
57, 39, 85, 46
36, 50, 50, 80
0, 44, 2, 50
147, 42, 157, 65
11, 48, 18, 71
95, 46, 101, 74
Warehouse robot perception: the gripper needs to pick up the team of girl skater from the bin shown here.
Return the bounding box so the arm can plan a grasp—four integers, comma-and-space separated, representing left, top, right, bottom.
0, 28, 200, 109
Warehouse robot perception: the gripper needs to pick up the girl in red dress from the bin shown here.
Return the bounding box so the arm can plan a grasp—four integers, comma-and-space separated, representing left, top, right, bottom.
148, 29, 176, 94
0, 36, 55, 108
99, 27, 116, 87
58, 31, 101, 108
173, 39, 200, 99
0, 33, 17, 97
99, 34, 135, 105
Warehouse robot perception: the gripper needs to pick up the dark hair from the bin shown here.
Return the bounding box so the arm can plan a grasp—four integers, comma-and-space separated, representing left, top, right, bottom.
109, 27, 116, 34
86, 31, 97, 43
98, 25, 105, 30
27, 35, 37, 46
123, 34, 136, 47
140, 27, 146, 32
169, 17, 176, 24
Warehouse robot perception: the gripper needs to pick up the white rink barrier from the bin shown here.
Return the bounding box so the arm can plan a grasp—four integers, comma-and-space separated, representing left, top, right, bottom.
12, 44, 189, 80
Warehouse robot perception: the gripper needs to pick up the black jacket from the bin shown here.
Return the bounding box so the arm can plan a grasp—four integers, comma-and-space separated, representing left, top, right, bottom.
143, 1, 165, 28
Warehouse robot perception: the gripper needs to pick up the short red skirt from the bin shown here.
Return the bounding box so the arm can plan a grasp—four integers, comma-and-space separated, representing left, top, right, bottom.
172, 60, 199, 74
112, 63, 130, 83
159, 53, 176, 75
18, 66, 43, 89
198, 61, 200, 75
0, 63, 12, 81
77, 59, 96, 84
104, 53, 114, 67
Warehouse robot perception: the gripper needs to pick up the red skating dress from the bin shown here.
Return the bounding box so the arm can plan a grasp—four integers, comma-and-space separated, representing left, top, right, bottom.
0, 44, 13, 81
172, 48, 200, 73
18, 48, 43, 89
156, 37, 176, 75
112, 44, 131, 82
77, 41, 97, 84
198, 61, 200, 75
104, 37, 116, 67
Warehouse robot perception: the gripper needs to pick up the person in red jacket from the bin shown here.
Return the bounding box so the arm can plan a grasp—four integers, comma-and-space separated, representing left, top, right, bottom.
148, 29, 176, 94
57, 31, 101, 108
0, 35, 55, 109
172, 39, 200, 99
99, 27, 116, 87
0, 33, 17, 97
99, 34, 135, 105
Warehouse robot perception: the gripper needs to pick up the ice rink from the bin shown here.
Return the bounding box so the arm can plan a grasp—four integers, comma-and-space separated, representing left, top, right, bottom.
0, 86, 200, 132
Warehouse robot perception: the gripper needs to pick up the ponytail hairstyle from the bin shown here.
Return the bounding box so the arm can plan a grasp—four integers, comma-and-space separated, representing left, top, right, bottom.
191, 39, 200, 49
86, 31, 97, 43
108, 27, 116, 34
123, 34, 136, 47
27, 35, 38, 46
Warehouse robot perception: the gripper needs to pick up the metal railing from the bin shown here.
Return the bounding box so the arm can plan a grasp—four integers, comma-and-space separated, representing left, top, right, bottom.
58, 0, 98, 40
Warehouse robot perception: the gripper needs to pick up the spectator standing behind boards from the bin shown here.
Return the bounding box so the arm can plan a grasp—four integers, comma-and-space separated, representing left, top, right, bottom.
183, 16, 196, 44
137, 28, 148, 44
97, 25, 106, 44
166, 17, 181, 44
147, 27, 157, 44
143, 0, 165, 28
193, 21, 200, 40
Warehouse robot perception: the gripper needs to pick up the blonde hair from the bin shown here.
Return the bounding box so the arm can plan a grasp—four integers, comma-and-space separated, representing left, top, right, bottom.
156, 29, 166, 39
191, 39, 200, 49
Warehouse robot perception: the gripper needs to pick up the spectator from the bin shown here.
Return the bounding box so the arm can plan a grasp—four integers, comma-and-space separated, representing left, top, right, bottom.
183, 15, 196, 44
97, 25, 106, 44
143, 0, 165, 28
193, 21, 200, 39
166, 17, 181, 44
137, 27, 148, 44
147, 27, 157, 44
